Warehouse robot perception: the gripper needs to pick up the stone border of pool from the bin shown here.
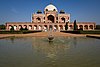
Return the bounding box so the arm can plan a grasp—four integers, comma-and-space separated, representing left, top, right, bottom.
0, 32, 100, 39
86, 35, 100, 39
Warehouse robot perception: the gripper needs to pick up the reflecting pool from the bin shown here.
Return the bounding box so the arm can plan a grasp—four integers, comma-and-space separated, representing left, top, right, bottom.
0, 37, 100, 67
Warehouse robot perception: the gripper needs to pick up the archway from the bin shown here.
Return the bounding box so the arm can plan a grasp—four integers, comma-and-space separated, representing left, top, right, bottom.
34, 25, 37, 30
69, 25, 73, 30
89, 25, 93, 30
36, 17, 41, 22
24, 25, 27, 28
8, 25, 12, 30
59, 25, 63, 30
79, 25, 83, 30
29, 25, 32, 30
61, 17, 65, 23
54, 25, 58, 32
84, 25, 88, 30
39, 25, 42, 30
19, 25, 22, 29
14, 25, 17, 30
24, 25, 28, 30
47, 15, 54, 23
44, 25, 48, 32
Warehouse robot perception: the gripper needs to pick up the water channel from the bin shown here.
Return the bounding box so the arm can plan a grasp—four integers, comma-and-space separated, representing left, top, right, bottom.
0, 37, 100, 67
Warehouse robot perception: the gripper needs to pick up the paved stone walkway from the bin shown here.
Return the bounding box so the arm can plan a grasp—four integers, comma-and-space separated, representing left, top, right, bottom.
0, 32, 86, 39
0, 32, 100, 39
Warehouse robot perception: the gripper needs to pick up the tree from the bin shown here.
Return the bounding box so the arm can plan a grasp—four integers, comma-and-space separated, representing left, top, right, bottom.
10, 26, 14, 31
0, 25, 6, 30
95, 25, 100, 30
73, 20, 77, 30
65, 22, 68, 30
24, 27, 28, 30
20, 26, 24, 31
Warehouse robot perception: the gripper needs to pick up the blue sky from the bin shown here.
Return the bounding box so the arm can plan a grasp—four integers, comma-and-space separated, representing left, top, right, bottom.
0, 0, 100, 24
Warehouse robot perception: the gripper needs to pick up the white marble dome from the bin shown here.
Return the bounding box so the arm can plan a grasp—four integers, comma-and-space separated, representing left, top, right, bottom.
44, 4, 58, 11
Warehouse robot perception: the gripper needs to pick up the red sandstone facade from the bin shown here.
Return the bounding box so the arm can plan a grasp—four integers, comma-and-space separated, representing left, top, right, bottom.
6, 4, 96, 31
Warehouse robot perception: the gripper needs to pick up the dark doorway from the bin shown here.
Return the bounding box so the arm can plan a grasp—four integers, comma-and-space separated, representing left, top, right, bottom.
61, 17, 65, 23
47, 15, 54, 23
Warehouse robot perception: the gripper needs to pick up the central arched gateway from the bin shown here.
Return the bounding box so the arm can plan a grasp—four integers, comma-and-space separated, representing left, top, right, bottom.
47, 15, 54, 23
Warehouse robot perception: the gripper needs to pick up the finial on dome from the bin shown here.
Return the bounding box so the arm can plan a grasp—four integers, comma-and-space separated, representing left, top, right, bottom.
50, 2, 52, 4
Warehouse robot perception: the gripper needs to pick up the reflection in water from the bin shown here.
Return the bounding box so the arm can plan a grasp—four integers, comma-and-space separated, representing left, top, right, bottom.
10, 37, 15, 43
0, 37, 100, 67
73, 37, 77, 48
32, 37, 71, 59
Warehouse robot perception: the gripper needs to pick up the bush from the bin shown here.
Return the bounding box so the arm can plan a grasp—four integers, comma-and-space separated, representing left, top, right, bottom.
0, 31, 22, 34
95, 25, 100, 30
0, 25, 6, 30
20, 27, 24, 31
61, 30, 100, 34
79, 30, 100, 34
0, 30, 42, 34
20, 27, 28, 31
24, 27, 28, 30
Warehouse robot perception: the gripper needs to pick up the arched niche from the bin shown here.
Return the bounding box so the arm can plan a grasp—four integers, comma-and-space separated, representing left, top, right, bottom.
47, 15, 54, 23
